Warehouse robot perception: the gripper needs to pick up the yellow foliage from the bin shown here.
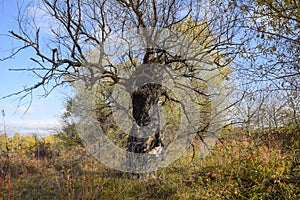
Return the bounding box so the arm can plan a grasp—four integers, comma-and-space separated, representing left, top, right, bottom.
21, 135, 36, 149
219, 65, 232, 79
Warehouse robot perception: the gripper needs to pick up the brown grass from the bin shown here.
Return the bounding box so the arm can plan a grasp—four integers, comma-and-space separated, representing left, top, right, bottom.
0, 128, 299, 199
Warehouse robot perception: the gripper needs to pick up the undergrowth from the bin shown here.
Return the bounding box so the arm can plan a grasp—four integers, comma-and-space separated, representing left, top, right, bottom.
0, 128, 299, 200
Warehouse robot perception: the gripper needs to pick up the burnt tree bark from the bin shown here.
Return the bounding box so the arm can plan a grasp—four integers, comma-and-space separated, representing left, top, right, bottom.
126, 49, 167, 171
127, 83, 164, 154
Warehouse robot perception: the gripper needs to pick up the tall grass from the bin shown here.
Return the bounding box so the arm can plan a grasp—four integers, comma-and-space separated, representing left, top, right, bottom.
0, 128, 299, 199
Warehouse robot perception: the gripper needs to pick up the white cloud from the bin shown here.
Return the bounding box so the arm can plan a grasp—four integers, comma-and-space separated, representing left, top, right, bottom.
25, 3, 60, 37
1, 101, 63, 137
3, 119, 61, 137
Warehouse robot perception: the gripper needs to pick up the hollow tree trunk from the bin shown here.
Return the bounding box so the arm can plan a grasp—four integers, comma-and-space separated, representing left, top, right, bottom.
126, 49, 166, 172
127, 83, 163, 154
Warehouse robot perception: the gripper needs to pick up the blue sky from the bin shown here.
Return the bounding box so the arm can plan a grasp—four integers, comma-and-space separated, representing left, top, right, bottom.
0, 0, 66, 137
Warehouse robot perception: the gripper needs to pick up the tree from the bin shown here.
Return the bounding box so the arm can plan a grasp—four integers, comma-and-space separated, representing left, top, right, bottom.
0, 0, 241, 172
57, 98, 83, 147
214, 0, 300, 137
231, 0, 299, 82
67, 20, 233, 172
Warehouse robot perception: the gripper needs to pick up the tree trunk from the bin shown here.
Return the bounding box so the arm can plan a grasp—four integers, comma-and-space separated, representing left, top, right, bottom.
127, 83, 164, 154
126, 49, 166, 172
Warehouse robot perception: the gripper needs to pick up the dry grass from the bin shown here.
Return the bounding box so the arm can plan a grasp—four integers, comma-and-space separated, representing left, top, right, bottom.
0, 129, 299, 200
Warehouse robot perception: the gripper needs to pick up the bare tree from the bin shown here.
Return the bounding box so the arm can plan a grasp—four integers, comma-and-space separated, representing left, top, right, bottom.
0, 0, 244, 172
